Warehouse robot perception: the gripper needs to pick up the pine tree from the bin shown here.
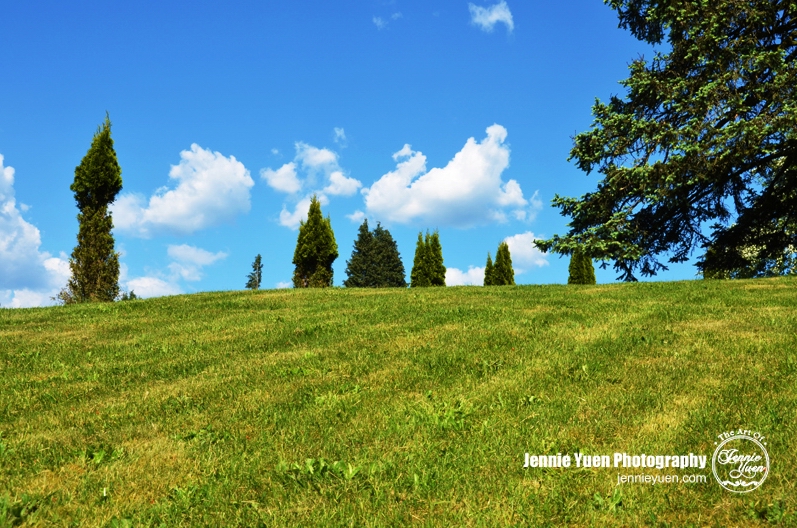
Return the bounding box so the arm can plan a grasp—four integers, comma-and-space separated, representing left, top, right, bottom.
246, 254, 263, 290
344, 220, 374, 287
493, 241, 515, 285
62, 114, 123, 303
483, 253, 494, 286
410, 232, 430, 288
370, 223, 407, 287
568, 247, 596, 285
428, 231, 446, 286
292, 196, 338, 288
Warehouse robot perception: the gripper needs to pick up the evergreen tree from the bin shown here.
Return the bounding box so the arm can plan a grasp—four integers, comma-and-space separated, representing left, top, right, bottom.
370, 223, 407, 287
568, 247, 596, 285
410, 232, 430, 287
62, 114, 123, 303
493, 242, 515, 285
344, 219, 374, 287
428, 231, 446, 286
246, 254, 263, 290
292, 196, 338, 288
483, 253, 494, 286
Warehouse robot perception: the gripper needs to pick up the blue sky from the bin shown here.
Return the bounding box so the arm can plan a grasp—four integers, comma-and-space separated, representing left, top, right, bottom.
0, 0, 700, 307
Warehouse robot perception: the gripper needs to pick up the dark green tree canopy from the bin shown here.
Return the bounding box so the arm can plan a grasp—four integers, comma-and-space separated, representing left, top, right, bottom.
246, 254, 263, 290
536, 1, 797, 281
410, 230, 445, 287
568, 247, 597, 285
484, 253, 495, 286
70, 114, 123, 212
492, 241, 515, 286
62, 115, 123, 303
344, 220, 407, 287
292, 196, 338, 288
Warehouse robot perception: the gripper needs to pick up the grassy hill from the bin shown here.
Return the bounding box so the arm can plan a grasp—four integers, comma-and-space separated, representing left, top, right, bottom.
1, 278, 796, 526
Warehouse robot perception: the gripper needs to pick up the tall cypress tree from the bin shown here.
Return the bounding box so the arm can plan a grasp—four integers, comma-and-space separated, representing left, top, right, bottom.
493, 241, 515, 286
568, 247, 596, 285
428, 231, 446, 286
410, 232, 430, 288
292, 195, 338, 288
344, 219, 374, 287
245, 254, 263, 290
483, 253, 494, 286
63, 114, 123, 303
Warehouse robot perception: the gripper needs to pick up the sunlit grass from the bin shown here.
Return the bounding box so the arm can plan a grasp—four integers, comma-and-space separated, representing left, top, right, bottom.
1, 278, 796, 526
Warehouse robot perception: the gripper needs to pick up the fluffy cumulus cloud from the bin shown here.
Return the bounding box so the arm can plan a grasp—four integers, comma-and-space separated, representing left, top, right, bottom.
446, 266, 486, 286
262, 143, 360, 229
362, 125, 536, 227
504, 231, 549, 273
122, 244, 226, 299
0, 155, 70, 307
113, 144, 254, 238
469, 1, 514, 33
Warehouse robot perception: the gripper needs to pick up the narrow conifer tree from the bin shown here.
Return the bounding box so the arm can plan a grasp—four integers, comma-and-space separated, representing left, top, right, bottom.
344, 220, 374, 287
410, 232, 430, 287
63, 114, 123, 303
568, 247, 596, 285
428, 231, 446, 286
292, 196, 338, 287
493, 241, 515, 285
246, 254, 263, 290
484, 253, 494, 286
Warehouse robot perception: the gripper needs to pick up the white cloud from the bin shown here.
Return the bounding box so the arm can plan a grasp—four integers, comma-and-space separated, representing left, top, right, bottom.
125, 277, 182, 299
347, 210, 366, 223
166, 244, 227, 281
112, 144, 254, 238
263, 142, 360, 229
446, 266, 485, 286
373, 16, 387, 29
503, 231, 549, 273
469, 1, 514, 33
261, 162, 301, 194
276, 281, 292, 289
271, 148, 280, 155
0, 155, 70, 307
362, 124, 535, 227
333, 127, 347, 146
391, 12, 403, 20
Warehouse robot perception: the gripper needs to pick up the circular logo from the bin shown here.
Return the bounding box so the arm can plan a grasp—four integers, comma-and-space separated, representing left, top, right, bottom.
712, 433, 769, 493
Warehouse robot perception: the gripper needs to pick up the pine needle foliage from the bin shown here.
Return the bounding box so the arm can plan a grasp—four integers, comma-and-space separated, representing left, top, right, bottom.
62, 115, 123, 303
292, 196, 338, 288
246, 254, 263, 290
345, 220, 407, 288
568, 247, 596, 285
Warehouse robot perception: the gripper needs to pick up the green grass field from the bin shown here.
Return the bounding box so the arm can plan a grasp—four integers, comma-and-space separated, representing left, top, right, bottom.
1, 278, 796, 527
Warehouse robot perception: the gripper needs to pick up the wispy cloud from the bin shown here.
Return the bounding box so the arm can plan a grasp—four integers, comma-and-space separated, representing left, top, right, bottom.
469, 1, 514, 33
373, 16, 387, 29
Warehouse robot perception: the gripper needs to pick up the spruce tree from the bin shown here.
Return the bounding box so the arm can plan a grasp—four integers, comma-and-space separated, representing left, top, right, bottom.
63, 114, 123, 303
344, 220, 374, 287
370, 223, 407, 287
292, 196, 338, 288
493, 241, 515, 285
246, 254, 263, 290
483, 253, 494, 286
568, 247, 596, 285
428, 231, 446, 286
410, 232, 430, 287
